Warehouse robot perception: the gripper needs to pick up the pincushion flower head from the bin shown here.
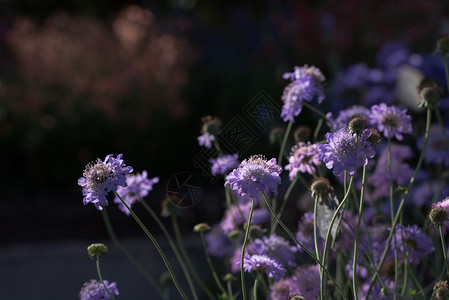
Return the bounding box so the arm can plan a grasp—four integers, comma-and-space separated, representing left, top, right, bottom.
242, 253, 286, 280
318, 128, 376, 176
209, 153, 239, 176
370, 103, 412, 141
285, 141, 321, 181
281, 65, 325, 122
78, 154, 133, 210
113, 171, 159, 215
79, 279, 119, 300
197, 115, 221, 148
225, 155, 282, 200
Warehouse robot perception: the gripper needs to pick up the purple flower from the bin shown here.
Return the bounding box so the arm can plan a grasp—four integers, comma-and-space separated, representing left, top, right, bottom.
242, 253, 286, 280
79, 279, 119, 300
205, 224, 238, 258
78, 154, 133, 210
290, 265, 321, 300
269, 278, 296, 300
197, 133, 215, 148
113, 171, 159, 215
281, 65, 325, 122
418, 124, 449, 166
326, 105, 372, 131
250, 233, 297, 268
225, 155, 282, 200
220, 202, 270, 234
285, 142, 321, 180
318, 128, 376, 176
209, 154, 239, 176
296, 212, 323, 253
391, 224, 434, 265
370, 103, 412, 140
433, 197, 449, 212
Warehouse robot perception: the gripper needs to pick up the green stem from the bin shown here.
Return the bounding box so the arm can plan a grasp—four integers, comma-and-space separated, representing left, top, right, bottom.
96, 255, 116, 300
278, 121, 293, 165
439, 225, 449, 279
352, 165, 367, 300
113, 192, 189, 300
140, 200, 203, 300
271, 174, 300, 234
227, 281, 235, 300
303, 102, 333, 127
199, 232, 227, 294
313, 118, 323, 143
101, 210, 164, 298
321, 177, 354, 296
444, 57, 449, 94
170, 213, 216, 300
241, 199, 255, 300
313, 195, 321, 261
366, 107, 432, 298
253, 274, 259, 300
262, 192, 348, 300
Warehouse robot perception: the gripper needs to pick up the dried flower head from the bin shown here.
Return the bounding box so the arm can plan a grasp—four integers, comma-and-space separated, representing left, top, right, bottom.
310, 177, 333, 202
432, 280, 449, 300
418, 79, 443, 109
87, 243, 108, 258
429, 206, 448, 226
435, 34, 449, 57
348, 114, 368, 135
293, 125, 312, 143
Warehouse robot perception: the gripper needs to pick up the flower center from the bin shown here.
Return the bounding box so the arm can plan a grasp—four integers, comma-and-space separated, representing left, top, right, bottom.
84, 160, 112, 190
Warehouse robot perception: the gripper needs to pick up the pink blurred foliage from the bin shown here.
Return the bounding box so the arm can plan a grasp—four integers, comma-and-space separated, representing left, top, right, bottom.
5, 5, 196, 128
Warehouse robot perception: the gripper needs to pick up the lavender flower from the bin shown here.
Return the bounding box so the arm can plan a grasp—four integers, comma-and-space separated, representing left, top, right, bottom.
210, 154, 239, 176
318, 128, 376, 176
220, 202, 270, 234
370, 103, 412, 140
281, 65, 325, 122
197, 134, 215, 148
289, 265, 321, 300
79, 279, 119, 300
250, 233, 297, 267
417, 124, 449, 166
432, 197, 449, 212
78, 154, 133, 210
113, 171, 159, 215
391, 224, 434, 265
197, 116, 221, 149
205, 224, 238, 258
269, 278, 296, 300
326, 105, 372, 131
225, 155, 282, 200
285, 142, 321, 181
242, 253, 286, 280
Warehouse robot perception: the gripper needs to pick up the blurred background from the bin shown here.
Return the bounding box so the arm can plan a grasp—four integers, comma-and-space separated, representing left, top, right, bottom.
0, 0, 448, 298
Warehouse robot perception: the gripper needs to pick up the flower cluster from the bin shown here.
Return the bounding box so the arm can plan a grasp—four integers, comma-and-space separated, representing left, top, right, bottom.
79, 279, 119, 300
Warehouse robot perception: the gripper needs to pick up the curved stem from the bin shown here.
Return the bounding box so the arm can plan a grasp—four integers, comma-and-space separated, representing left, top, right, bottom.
101, 210, 164, 298
199, 232, 227, 294
113, 192, 189, 300
241, 199, 255, 300
366, 107, 432, 298
439, 225, 449, 279
352, 165, 367, 300
140, 200, 204, 300
262, 192, 348, 300
253, 274, 259, 300
321, 177, 354, 295
271, 174, 300, 234
278, 121, 293, 166
96, 255, 116, 300
303, 102, 332, 127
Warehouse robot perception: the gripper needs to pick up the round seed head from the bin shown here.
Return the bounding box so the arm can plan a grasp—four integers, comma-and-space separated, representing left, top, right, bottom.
87, 243, 108, 258
348, 114, 368, 135
429, 206, 448, 226
293, 125, 312, 143
435, 34, 449, 57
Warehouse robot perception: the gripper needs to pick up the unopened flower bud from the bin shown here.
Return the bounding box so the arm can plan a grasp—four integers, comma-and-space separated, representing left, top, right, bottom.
293, 125, 312, 143
201, 116, 222, 136
418, 79, 443, 109
223, 273, 236, 282
310, 177, 333, 202
288, 293, 306, 300
435, 34, 449, 57
193, 223, 211, 233
429, 206, 448, 226
432, 280, 449, 300
161, 197, 177, 218
228, 229, 242, 240
87, 243, 108, 258
348, 114, 368, 135
269, 127, 285, 145
249, 225, 266, 239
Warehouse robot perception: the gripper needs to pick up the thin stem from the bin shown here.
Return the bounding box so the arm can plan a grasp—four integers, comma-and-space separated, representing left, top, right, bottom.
278, 120, 293, 166
262, 192, 348, 300
313, 118, 323, 143
303, 102, 332, 127
140, 200, 203, 300
113, 192, 189, 300
199, 232, 227, 294
227, 281, 235, 300
352, 165, 367, 300
444, 57, 449, 94
313, 195, 321, 260
253, 274, 259, 300
321, 177, 354, 296
439, 225, 449, 278
241, 199, 255, 300
101, 210, 164, 298
96, 255, 116, 300
366, 107, 432, 298
271, 174, 300, 234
